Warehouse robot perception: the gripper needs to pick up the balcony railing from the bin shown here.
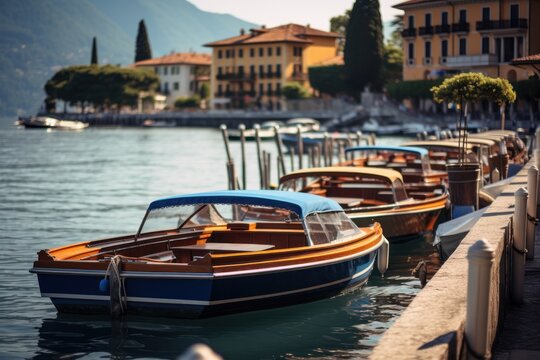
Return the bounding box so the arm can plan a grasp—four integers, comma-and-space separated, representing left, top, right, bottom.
434, 24, 451, 34
445, 54, 499, 67
401, 28, 416, 37
452, 22, 470, 32
216, 73, 256, 81
419, 26, 434, 36
476, 18, 528, 31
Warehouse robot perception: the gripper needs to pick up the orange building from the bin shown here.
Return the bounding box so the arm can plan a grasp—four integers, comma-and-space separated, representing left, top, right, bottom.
204, 24, 340, 109
394, 0, 540, 81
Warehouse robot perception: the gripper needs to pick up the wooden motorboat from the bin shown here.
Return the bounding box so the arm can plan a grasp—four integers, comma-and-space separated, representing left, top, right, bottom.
343, 146, 447, 185
278, 167, 448, 241
22, 116, 89, 130
31, 190, 387, 318
227, 120, 284, 141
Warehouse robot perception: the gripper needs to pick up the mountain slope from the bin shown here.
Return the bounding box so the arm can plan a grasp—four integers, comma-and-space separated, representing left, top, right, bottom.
0, 0, 256, 117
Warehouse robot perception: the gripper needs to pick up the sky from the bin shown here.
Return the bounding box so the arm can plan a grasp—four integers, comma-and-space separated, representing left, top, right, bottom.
189, 0, 404, 31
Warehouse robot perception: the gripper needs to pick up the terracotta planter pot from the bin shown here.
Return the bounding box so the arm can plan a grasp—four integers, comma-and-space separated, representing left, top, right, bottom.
446, 163, 481, 210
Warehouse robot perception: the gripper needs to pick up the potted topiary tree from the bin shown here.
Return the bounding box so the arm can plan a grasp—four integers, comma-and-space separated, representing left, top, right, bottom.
431, 73, 515, 214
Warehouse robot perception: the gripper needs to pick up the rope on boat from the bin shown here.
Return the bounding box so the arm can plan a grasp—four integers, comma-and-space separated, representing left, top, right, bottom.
104, 255, 127, 318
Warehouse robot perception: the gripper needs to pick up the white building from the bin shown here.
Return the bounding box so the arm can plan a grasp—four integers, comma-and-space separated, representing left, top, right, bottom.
134, 52, 211, 109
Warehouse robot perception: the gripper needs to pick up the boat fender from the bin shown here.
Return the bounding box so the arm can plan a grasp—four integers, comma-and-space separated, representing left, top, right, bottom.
99, 278, 109, 292
377, 236, 390, 277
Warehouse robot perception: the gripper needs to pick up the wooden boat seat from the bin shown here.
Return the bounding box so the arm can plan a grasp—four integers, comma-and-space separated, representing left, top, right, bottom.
172, 243, 275, 263
208, 229, 307, 249
408, 191, 436, 200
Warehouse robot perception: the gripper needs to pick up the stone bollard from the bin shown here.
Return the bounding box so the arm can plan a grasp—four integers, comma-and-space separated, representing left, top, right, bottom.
527, 166, 538, 260
239, 124, 246, 190
512, 187, 528, 304
466, 239, 494, 359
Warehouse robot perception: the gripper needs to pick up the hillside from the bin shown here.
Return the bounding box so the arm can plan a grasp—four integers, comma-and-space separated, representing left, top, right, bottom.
0, 0, 256, 117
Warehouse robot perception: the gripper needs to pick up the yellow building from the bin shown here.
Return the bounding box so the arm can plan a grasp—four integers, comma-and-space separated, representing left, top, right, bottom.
394, 0, 540, 81
204, 24, 340, 109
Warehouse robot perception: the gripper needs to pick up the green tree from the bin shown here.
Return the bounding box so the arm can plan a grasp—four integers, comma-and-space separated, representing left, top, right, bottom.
174, 96, 200, 109
388, 14, 403, 48
91, 37, 98, 65
199, 83, 210, 100
344, 0, 384, 95
382, 44, 403, 84
329, 10, 351, 52
308, 65, 347, 96
135, 19, 152, 62
282, 82, 310, 100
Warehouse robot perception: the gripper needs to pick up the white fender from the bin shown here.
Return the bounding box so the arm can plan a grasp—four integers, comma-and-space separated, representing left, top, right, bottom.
377, 236, 390, 277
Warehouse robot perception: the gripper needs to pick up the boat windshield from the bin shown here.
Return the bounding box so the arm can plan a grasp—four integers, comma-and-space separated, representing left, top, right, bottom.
304, 211, 363, 245
140, 204, 300, 234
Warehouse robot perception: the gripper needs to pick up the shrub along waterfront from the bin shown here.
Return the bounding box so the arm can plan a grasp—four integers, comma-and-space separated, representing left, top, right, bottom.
44, 65, 159, 113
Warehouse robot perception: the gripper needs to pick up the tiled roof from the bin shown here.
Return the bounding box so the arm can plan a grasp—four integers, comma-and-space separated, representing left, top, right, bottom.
510, 54, 540, 65
312, 55, 344, 66
393, 0, 444, 9
134, 52, 211, 66
205, 23, 340, 47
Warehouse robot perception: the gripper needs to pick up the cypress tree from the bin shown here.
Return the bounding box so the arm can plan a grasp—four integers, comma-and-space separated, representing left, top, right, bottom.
135, 19, 152, 62
91, 37, 98, 65
344, 0, 384, 95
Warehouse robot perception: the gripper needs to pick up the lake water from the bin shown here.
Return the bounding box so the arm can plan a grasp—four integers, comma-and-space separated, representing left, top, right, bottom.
0, 122, 436, 359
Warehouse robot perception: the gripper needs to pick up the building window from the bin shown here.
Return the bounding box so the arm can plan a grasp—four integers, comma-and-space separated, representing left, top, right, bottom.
517, 36, 524, 58
259, 47, 264, 57
276, 83, 281, 96
441, 11, 448, 25
259, 83, 264, 96
218, 50, 223, 59
496, 38, 502, 62
225, 49, 230, 58
250, 48, 255, 57
218, 67, 222, 76
510, 4, 519, 27
459, 9, 467, 24
164, 67, 168, 75
276, 46, 281, 56
482, 37, 490, 54
163, 82, 169, 93
267, 83, 272, 95
155, 67, 160, 74
425, 13, 431, 27
408, 15, 414, 28
482, 7, 490, 22
239, 49, 243, 58
250, 65, 255, 75
173, 82, 179, 90
217, 84, 222, 96
268, 47, 273, 56
293, 47, 303, 57
424, 41, 431, 58
190, 81, 194, 91
408, 42, 414, 60
267, 64, 272, 76
441, 39, 448, 57
231, 49, 235, 58
238, 65, 244, 76
459, 38, 467, 55
276, 64, 281, 76
503, 37, 515, 62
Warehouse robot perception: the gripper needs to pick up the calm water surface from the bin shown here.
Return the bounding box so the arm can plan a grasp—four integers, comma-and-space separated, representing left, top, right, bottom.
0, 121, 434, 359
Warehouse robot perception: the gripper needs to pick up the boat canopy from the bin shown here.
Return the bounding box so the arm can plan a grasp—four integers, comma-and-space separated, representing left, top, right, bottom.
345, 145, 428, 157
279, 166, 403, 184
147, 190, 342, 218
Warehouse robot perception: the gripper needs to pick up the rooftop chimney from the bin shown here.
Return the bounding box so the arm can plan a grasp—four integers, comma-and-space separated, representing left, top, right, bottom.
240, 28, 245, 35
261, 24, 266, 29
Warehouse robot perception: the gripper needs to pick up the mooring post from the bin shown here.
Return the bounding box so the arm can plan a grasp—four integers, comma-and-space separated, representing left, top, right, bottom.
512, 187, 528, 304
465, 239, 494, 359
273, 125, 286, 176
296, 126, 303, 170
323, 133, 329, 166
220, 124, 233, 163
527, 166, 538, 260
262, 150, 268, 189
254, 124, 264, 189
356, 131, 362, 146
266, 151, 272, 189
239, 124, 247, 190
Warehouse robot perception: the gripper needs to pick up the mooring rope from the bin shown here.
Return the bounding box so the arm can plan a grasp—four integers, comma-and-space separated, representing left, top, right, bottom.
104, 255, 127, 318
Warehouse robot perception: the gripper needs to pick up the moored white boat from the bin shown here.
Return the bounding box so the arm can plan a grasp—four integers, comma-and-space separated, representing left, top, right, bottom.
22, 116, 89, 130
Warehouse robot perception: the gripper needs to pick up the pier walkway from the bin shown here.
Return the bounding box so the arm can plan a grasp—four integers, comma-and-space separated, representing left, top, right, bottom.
493, 225, 540, 359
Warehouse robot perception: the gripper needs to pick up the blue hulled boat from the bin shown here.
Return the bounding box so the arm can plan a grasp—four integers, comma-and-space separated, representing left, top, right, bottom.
31, 190, 388, 318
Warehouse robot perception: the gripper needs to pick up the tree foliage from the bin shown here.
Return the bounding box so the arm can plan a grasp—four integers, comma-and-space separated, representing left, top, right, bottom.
174, 95, 201, 109
44, 65, 159, 112
431, 72, 516, 105
382, 44, 403, 84
198, 83, 210, 100
282, 82, 310, 100
329, 10, 351, 52
135, 19, 152, 62
91, 37, 98, 65
386, 79, 443, 101
344, 0, 384, 94
308, 65, 347, 96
